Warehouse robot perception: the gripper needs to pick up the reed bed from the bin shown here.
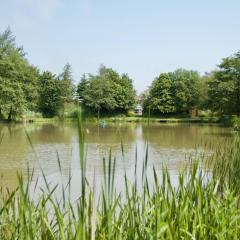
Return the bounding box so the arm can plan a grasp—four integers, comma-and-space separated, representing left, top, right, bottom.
208, 134, 240, 193
0, 119, 240, 239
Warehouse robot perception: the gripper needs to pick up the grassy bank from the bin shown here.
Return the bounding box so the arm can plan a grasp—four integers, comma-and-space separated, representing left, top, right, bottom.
1, 118, 240, 239
26, 116, 219, 124
25, 115, 240, 131
103, 116, 219, 123
18, 105, 220, 124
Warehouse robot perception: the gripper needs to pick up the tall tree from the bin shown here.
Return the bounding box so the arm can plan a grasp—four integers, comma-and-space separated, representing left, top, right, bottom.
83, 74, 117, 115
0, 75, 26, 121
170, 69, 202, 113
147, 73, 175, 114
58, 63, 75, 103
79, 65, 136, 114
113, 73, 136, 112
38, 72, 64, 117
208, 52, 240, 115
77, 74, 89, 102
0, 28, 39, 120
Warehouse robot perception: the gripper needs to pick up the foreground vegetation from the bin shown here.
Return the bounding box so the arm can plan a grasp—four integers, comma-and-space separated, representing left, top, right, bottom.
1, 162, 240, 239
1, 119, 240, 239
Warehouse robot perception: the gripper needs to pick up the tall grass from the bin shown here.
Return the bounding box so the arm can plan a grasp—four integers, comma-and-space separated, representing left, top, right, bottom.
1, 118, 240, 239
207, 134, 240, 193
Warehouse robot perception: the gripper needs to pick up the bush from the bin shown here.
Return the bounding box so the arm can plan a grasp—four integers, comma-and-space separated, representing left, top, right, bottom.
62, 103, 80, 118
220, 115, 240, 130
127, 110, 135, 117
232, 116, 240, 131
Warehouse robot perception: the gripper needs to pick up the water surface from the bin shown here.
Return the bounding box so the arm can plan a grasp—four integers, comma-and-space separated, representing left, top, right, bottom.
0, 122, 233, 194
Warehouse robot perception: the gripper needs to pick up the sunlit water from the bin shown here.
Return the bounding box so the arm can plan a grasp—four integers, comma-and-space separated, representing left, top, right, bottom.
0, 122, 234, 199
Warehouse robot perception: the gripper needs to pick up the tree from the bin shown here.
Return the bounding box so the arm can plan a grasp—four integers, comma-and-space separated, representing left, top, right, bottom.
0, 28, 39, 120
147, 73, 175, 114
78, 65, 136, 115
208, 52, 240, 115
83, 74, 117, 115
58, 63, 75, 103
77, 74, 89, 102
0, 27, 22, 56
169, 69, 202, 113
0, 75, 26, 121
143, 69, 205, 116
38, 72, 64, 117
113, 73, 136, 112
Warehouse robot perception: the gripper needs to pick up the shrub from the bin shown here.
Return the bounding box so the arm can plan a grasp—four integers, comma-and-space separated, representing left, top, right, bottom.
232, 116, 240, 131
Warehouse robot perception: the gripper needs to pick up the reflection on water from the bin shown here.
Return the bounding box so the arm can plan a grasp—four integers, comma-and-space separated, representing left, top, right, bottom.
0, 122, 234, 193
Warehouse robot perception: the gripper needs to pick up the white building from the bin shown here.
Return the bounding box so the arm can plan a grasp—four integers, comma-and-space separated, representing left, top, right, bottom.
134, 104, 143, 116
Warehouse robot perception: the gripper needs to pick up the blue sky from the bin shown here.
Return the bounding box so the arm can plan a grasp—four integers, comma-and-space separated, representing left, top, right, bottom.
0, 0, 239, 93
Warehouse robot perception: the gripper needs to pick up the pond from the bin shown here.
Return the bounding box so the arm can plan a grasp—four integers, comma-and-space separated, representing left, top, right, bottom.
0, 122, 234, 197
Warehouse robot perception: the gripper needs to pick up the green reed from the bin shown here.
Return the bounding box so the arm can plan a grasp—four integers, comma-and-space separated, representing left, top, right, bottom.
1, 119, 240, 239
208, 134, 240, 193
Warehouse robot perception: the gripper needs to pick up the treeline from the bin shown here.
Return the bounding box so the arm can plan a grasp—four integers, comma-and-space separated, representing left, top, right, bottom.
0, 29, 75, 120
0, 29, 136, 121
143, 52, 240, 117
142, 70, 205, 115
0, 28, 240, 121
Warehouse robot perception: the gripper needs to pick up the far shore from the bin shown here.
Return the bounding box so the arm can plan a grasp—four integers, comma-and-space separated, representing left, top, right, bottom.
0, 115, 220, 125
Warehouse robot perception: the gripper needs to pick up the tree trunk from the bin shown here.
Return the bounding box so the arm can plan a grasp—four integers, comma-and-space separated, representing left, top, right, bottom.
97, 107, 100, 122
7, 106, 13, 122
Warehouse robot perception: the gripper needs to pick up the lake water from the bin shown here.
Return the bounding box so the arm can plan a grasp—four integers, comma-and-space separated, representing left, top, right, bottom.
0, 122, 234, 197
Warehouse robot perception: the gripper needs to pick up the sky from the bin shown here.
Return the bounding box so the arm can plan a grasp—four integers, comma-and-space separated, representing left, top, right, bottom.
0, 0, 239, 93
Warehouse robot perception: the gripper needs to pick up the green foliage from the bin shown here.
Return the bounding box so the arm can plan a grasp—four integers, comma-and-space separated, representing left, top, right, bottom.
77, 74, 88, 101
221, 115, 240, 130
1, 27, 239, 121
58, 63, 75, 103
0, 29, 39, 120
170, 69, 203, 113
233, 117, 240, 131
127, 110, 135, 117
148, 73, 175, 113
209, 136, 240, 192
77, 66, 136, 115
83, 73, 117, 112
38, 72, 64, 117
62, 103, 81, 118
0, 76, 26, 120
144, 69, 204, 115
113, 73, 136, 111
197, 74, 211, 110
208, 52, 240, 115
0, 29, 77, 120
